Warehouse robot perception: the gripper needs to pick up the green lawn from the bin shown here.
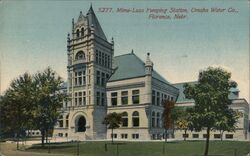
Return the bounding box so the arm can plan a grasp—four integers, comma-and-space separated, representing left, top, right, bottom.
27, 141, 250, 156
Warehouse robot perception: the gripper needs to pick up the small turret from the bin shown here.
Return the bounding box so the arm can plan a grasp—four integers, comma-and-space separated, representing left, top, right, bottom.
67, 33, 70, 53
145, 53, 153, 75
72, 18, 74, 34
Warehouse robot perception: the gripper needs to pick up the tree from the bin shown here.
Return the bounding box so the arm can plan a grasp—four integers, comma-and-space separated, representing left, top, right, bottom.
103, 112, 122, 144
0, 73, 36, 149
34, 67, 65, 147
215, 110, 242, 141
184, 67, 238, 156
175, 108, 192, 141
162, 100, 175, 142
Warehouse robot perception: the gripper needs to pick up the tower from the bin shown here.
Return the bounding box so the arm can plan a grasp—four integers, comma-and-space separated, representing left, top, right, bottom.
145, 53, 153, 104
66, 5, 114, 140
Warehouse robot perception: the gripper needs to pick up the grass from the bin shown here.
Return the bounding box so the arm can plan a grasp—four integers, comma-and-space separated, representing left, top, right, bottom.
25, 141, 250, 156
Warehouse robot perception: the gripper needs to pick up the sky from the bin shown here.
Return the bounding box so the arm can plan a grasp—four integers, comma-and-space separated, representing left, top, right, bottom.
0, 1, 249, 102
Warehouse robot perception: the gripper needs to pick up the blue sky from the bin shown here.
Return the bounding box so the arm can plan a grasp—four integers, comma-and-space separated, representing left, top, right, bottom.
0, 1, 249, 102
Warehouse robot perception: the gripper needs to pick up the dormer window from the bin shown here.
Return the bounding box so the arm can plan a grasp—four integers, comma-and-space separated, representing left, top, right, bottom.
76, 29, 80, 38
81, 27, 84, 36
75, 51, 85, 60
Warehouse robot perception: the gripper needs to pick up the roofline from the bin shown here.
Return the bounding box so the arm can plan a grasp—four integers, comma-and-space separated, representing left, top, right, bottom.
114, 53, 134, 58
152, 77, 179, 91
232, 98, 249, 104
172, 80, 197, 85
108, 75, 145, 83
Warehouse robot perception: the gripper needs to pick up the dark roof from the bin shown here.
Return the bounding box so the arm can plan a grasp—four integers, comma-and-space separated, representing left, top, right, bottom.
108, 52, 170, 84
86, 5, 107, 40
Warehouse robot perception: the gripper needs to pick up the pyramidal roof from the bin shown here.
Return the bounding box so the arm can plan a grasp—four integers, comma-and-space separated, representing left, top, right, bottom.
86, 5, 107, 40
108, 52, 170, 84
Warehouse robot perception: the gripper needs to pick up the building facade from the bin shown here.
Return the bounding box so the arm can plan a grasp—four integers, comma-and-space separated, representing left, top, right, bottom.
53, 6, 249, 141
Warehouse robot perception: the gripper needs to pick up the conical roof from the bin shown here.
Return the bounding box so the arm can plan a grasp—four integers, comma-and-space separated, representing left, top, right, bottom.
86, 5, 107, 40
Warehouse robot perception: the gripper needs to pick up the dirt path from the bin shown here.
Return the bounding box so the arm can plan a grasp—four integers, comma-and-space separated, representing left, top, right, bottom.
0, 143, 69, 156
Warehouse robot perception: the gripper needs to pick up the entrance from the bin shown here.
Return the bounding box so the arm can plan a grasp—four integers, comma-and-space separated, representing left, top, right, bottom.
76, 116, 86, 132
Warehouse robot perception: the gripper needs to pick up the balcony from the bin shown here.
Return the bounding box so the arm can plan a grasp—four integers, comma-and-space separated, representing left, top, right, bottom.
73, 59, 86, 65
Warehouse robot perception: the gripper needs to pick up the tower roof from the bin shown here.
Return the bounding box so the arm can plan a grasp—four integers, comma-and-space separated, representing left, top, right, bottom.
86, 5, 107, 40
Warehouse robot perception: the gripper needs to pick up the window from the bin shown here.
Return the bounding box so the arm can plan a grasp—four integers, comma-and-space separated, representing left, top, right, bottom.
75, 91, 85, 106
108, 55, 110, 68
102, 52, 105, 65
95, 51, 98, 64
132, 111, 139, 127
78, 72, 82, 85
81, 27, 84, 36
88, 69, 91, 84
58, 115, 63, 127
75, 51, 85, 60
104, 54, 107, 67
192, 134, 199, 138
96, 71, 100, 85
171, 96, 174, 101
76, 29, 80, 38
106, 74, 110, 81
75, 92, 78, 105
132, 134, 139, 139
157, 92, 160, 106
132, 90, 140, 104
111, 133, 117, 139
121, 91, 128, 105
164, 94, 167, 100
156, 112, 160, 128
98, 51, 102, 65
121, 134, 128, 139
214, 134, 221, 139
122, 112, 128, 127
74, 72, 77, 86
183, 134, 189, 138
74, 71, 85, 86
203, 134, 208, 138
83, 91, 86, 105
111, 92, 117, 106
96, 91, 100, 105
152, 90, 156, 105
78, 92, 82, 105
152, 111, 155, 128
66, 114, 69, 128
225, 134, 233, 139
88, 91, 91, 105
83, 70, 86, 85
101, 92, 105, 106
101, 72, 105, 86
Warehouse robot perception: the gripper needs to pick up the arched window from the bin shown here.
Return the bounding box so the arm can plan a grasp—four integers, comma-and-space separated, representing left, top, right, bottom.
58, 115, 63, 127
122, 112, 128, 127
81, 27, 84, 36
132, 111, 139, 127
75, 51, 85, 60
156, 112, 160, 128
76, 29, 80, 38
65, 114, 69, 128
152, 111, 155, 128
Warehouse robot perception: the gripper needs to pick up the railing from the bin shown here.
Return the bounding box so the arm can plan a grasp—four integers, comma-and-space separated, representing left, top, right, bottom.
73, 59, 86, 65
